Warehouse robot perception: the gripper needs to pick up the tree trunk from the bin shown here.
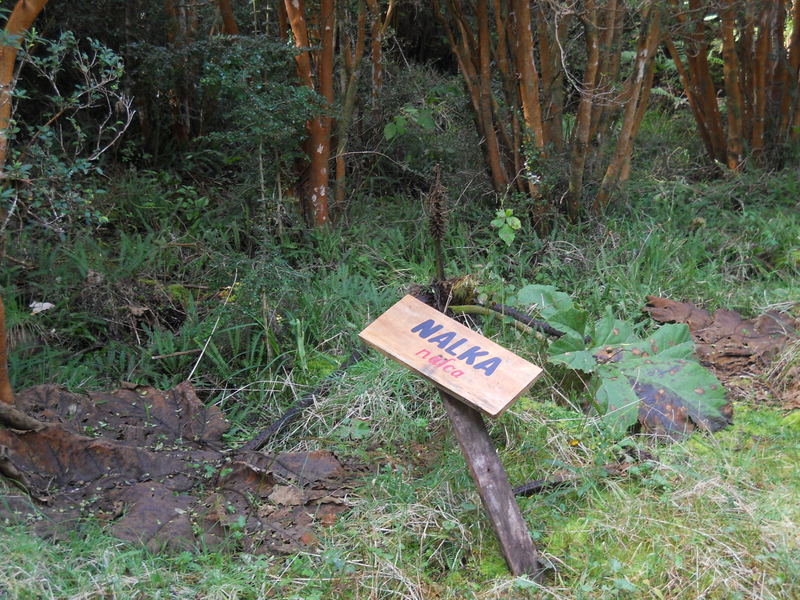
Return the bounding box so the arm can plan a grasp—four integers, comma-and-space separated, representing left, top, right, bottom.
476, 0, 508, 192
589, 0, 622, 146
365, 0, 394, 105
334, 2, 366, 212
0, 297, 13, 405
217, 0, 240, 35
308, 0, 335, 226
665, 36, 717, 161
0, 0, 49, 178
536, 5, 566, 153
164, 0, 198, 144
434, 0, 509, 192
565, 0, 600, 221
720, 0, 745, 170
594, 3, 662, 212
750, 1, 772, 158
511, 0, 545, 154
285, 0, 335, 226
778, 0, 800, 142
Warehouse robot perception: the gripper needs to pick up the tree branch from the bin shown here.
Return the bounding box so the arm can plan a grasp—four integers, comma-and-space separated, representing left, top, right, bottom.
238, 346, 365, 452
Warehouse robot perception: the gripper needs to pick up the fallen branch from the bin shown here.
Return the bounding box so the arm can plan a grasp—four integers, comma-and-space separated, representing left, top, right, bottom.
152, 349, 202, 360
239, 346, 365, 452
487, 303, 568, 338
448, 304, 534, 335
513, 463, 629, 496
1, 254, 35, 269
449, 302, 579, 341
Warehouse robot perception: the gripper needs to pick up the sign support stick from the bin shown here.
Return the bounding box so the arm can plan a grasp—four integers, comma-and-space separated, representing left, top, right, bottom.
440, 391, 542, 579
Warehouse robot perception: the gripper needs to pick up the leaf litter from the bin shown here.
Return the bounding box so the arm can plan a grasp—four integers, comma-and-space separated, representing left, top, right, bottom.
644, 296, 799, 409
0, 382, 367, 553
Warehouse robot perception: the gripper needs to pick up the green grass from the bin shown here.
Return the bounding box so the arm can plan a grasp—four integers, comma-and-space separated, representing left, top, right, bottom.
2, 131, 799, 598
1, 403, 797, 599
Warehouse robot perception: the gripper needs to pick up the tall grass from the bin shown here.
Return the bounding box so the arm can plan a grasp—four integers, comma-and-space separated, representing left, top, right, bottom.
1, 125, 799, 598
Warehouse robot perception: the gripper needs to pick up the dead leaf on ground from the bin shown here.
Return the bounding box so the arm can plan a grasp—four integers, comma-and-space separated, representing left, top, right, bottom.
644, 296, 799, 408
0, 383, 367, 554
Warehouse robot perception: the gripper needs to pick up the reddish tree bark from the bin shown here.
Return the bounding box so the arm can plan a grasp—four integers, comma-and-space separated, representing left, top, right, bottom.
667, 0, 799, 166
594, 3, 663, 212
365, 0, 394, 105
720, 0, 745, 170
217, 0, 239, 35
475, 0, 508, 192
536, 5, 566, 153
432, 0, 510, 192
0, 297, 13, 405
284, 0, 335, 226
0, 0, 49, 177
511, 0, 545, 154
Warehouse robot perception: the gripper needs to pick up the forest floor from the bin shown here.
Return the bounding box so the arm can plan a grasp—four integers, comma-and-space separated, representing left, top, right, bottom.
1, 149, 799, 598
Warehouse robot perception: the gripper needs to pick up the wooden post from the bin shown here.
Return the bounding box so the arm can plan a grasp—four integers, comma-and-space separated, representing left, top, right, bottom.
441, 391, 542, 579
358, 295, 545, 578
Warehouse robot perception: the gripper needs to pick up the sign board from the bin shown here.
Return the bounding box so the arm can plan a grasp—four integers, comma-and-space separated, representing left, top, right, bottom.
359, 295, 543, 417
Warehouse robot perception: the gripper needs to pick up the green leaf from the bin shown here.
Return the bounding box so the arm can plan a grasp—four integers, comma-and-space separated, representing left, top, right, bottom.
516, 284, 574, 316
592, 375, 641, 434
383, 122, 397, 140
507, 216, 522, 230
644, 323, 693, 359
596, 355, 729, 439
547, 307, 588, 339
549, 347, 597, 372
549, 330, 587, 354
415, 110, 436, 131
542, 297, 731, 439
498, 225, 515, 246
592, 308, 635, 345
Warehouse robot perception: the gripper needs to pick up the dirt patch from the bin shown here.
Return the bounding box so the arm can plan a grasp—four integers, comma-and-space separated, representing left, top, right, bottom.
644, 296, 799, 408
0, 383, 367, 553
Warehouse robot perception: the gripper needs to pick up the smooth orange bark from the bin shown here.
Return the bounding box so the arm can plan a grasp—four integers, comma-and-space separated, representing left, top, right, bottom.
217, 0, 239, 35
594, 4, 662, 212
285, 0, 334, 226
511, 0, 545, 153
0, 297, 13, 405
365, 0, 394, 104
720, 0, 745, 170
0, 0, 49, 177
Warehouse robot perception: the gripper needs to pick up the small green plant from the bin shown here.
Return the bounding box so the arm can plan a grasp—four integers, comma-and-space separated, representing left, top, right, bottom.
490, 208, 522, 246
383, 105, 436, 141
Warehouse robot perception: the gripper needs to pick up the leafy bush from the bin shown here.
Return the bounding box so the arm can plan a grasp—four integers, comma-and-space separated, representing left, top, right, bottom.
3, 31, 132, 237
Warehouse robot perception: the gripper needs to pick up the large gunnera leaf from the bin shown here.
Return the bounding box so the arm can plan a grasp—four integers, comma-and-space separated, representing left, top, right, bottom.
593, 353, 730, 439
541, 303, 732, 439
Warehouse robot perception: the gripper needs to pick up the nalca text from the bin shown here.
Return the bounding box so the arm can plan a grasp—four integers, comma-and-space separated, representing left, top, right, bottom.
411, 319, 502, 377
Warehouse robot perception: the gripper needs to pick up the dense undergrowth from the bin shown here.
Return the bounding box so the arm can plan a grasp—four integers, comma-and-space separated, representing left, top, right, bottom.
2, 112, 800, 598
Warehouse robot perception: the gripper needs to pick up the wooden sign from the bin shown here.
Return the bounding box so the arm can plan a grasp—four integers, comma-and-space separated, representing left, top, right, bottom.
359, 295, 542, 417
